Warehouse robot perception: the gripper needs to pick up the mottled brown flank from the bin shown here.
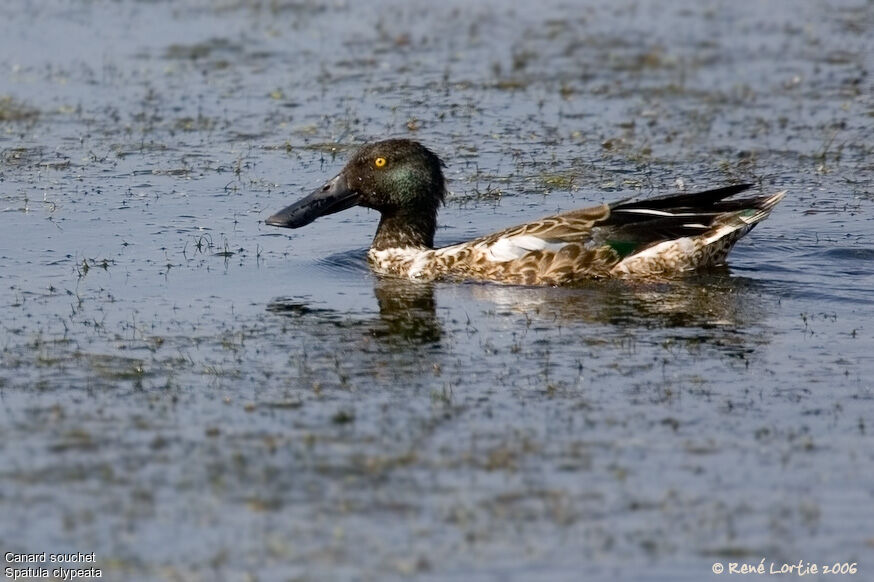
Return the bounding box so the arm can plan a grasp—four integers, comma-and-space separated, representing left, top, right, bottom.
427, 245, 619, 285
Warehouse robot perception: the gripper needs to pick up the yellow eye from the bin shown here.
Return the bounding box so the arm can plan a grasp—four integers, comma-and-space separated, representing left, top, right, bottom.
374, 157, 387, 168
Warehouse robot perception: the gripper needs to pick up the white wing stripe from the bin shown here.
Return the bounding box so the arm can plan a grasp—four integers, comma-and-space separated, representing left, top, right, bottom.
613, 208, 702, 217
480, 235, 568, 262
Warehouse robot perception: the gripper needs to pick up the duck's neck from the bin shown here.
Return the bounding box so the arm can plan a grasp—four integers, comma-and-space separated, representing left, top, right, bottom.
372, 208, 437, 251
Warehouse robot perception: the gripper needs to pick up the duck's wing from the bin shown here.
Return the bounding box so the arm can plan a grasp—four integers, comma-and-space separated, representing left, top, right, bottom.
467, 202, 612, 256
429, 184, 785, 284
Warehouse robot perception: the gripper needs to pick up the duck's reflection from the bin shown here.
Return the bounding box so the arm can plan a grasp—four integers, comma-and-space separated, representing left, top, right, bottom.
268, 269, 773, 352
370, 278, 441, 344
471, 269, 768, 329
266, 277, 443, 347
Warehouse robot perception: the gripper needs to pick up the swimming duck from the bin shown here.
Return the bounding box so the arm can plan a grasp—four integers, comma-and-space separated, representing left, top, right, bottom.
266, 139, 785, 285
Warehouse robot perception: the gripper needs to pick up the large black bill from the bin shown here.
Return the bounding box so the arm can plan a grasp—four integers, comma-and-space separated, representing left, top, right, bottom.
265, 173, 359, 229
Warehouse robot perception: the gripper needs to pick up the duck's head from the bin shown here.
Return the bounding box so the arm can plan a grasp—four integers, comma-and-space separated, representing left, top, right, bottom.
266, 139, 446, 249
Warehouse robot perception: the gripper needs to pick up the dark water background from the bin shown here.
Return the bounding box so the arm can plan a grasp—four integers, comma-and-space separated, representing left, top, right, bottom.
1, 0, 872, 580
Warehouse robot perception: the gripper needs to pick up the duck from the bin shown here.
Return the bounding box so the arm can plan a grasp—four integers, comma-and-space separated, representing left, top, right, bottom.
266, 139, 785, 285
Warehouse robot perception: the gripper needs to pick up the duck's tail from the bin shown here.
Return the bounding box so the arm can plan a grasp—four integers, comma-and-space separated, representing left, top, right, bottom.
607, 186, 786, 276
701, 189, 786, 244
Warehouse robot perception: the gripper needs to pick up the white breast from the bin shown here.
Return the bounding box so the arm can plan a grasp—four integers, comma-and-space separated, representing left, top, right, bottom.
369, 247, 434, 279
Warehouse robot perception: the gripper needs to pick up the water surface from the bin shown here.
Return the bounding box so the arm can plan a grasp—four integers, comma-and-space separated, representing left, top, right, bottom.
1, 0, 872, 580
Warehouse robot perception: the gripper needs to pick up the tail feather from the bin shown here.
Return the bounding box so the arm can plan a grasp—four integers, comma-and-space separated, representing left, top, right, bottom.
736, 190, 786, 225
702, 190, 785, 246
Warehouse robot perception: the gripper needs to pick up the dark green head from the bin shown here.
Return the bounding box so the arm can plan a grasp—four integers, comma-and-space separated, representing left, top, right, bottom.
266, 139, 446, 249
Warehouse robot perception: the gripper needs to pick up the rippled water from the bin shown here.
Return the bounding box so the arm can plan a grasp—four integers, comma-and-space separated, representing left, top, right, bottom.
1, 0, 872, 580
